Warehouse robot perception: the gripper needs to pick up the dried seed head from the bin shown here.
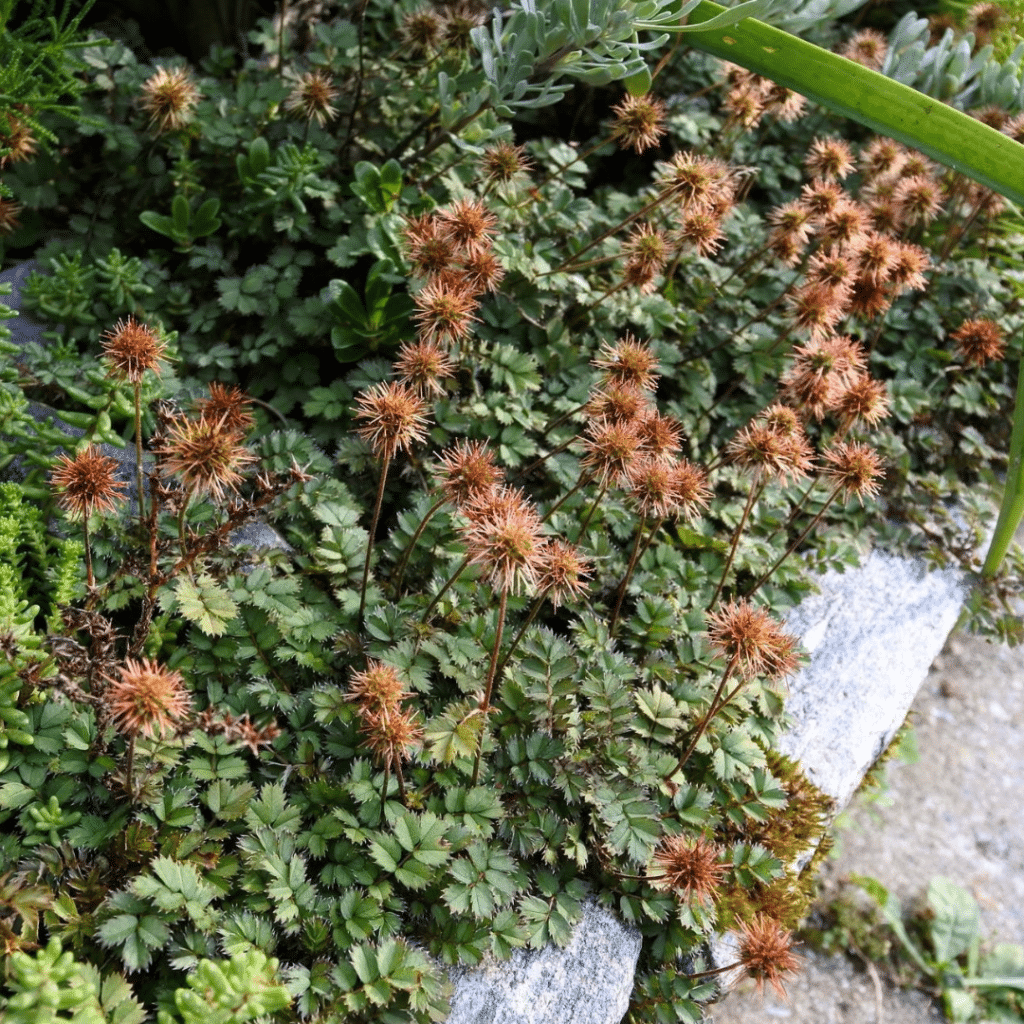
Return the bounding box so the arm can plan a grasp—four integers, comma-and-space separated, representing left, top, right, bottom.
51, 444, 129, 519
768, 201, 816, 245
104, 657, 193, 740
580, 419, 645, 486
1002, 112, 1024, 144
412, 276, 479, 344
786, 282, 849, 339
804, 137, 855, 182
461, 249, 506, 294
395, 338, 456, 398
627, 456, 683, 519
442, 1, 487, 48
621, 223, 670, 274
0, 196, 22, 234
139, 66, 202, 134
822, 440, 884, 504
806, 249, 857, 291
893, 174, 943, 226
479, 140, 533, 187
676, 211, 725, 257
799, 179, 844, 219
649, 835, 727, 902
849, 231, 897, 285
354, 381, 431, 461
950, 318, 1005, 367
0, 107, 38, 167
347, 660, 421, 772
610, 93, 667, 154
846, 274, 892, 320
157, 413, 257, 500
763, 83, 806, 122
835, 373, 891, 432
622, 259, 658, 294
859, 137, 906, 180
536, 539, 592, 607
722, 82, 766, 130
736, 914, 802, 1001
656, 152, 734, 213
670, 458, 712, 522
972, 105, 1007, 131
285, 70, 339, 126
968, 1, 1004, 38
461, 497, 546, 595
637, 410, 683, 461
840, 28, 888, 70
435, 440, 503, 508
592, 334, 660, 392
889, 242, 930, 293
101, 315, 168, 383
706, 599, 801, 681
436, 197, 497, 257
400, 7, 444, 54
198, 382, 255, 435
818, 199, 870, 250
965, 181, 1006, 219
585, 383, 650, 424
726, 418, 814, 486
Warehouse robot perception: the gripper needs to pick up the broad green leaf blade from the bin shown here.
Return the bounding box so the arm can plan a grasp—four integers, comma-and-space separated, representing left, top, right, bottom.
982, 354, 1024, 576
851, 874, 933, 975
669, 1, 1024, 205
927, 877, 980, 967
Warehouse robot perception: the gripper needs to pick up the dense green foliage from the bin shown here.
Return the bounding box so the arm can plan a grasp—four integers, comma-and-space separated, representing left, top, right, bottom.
1, 1, 1023, 1022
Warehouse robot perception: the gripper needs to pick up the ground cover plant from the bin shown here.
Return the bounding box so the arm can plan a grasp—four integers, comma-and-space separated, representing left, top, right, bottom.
2, 0, 1024, 1021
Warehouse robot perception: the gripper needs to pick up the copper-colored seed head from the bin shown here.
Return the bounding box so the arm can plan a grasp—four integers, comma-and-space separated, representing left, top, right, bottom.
101, 316, 168, 384
736, 914, 802, 1001
104, 657, 193, 740
822, 440, 884, 504
950, 318, 1005, 367
139, 66, 202, 134
157, 413, 257, 500
705, 599, 801, 682
51, 444, 129, 518
610, 93, 668, 154
354, 381, 431, 461
285, 70, 339, 126
649, 834, 727, 902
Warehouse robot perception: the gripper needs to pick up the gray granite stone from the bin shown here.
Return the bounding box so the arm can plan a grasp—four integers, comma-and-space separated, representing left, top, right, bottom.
444, 900, 642, 1024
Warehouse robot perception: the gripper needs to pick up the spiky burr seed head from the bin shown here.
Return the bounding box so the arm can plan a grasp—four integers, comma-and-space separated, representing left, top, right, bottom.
637, 410, 683, 461
726, 418, 814, 486
347, 660, 422, 773
822, 441, 884, 504
722, 81, 766, 130
436, 197, 497, 257
627, 456, 683, 520
585, 383, 651, 425
580, 419, 645, 487
434, 440, 503, 508
103, 657, 193, 740
197, 383, 255, 435
395, 338, 456, 398
818, 199, 870, 250
656, 152, 734, 213
479, 141, 533, 187
592, 334, 661, 393
354, 381, 431, 462
139, 66, 202, 134
0, 196, 22, 234
804, 137, 855, 182
621, 223, 670, 274
950, 318, 1005, 368
157, 413, 257, 501
403, 213, 457, 278
536, 539, 592, 607
736, 914, 802, 1001
762, 82, 806, 122
610, 93, 667, 154
840, 28, 888, 70
836, 373, 891, 432
677, 211, 725, 257
798, 179, 844, 218
893, 175, 944, 226
460, 496, 546, 595
51, 444, 129, 519
412, 275, 479, 344
649, 834, 727, 902
859, 137, 906, 180
850, 231, 897, 285
284, 70, 339, 126
847, 274, 892, 320
400, 7, 444, 54
705, 599, 801, 682
671, 458, 712, 523
347, 660, 407, 708
461, 249, 506, 295
101, 316, 168, 384
0, 106, 38, 167
786, 282, 850, 340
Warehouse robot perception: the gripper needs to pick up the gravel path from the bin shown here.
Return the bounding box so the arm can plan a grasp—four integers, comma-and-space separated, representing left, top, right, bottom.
706, 629, 1024, 1024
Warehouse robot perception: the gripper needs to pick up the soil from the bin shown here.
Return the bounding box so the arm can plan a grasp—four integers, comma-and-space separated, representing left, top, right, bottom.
706, 629, 1024, 1024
